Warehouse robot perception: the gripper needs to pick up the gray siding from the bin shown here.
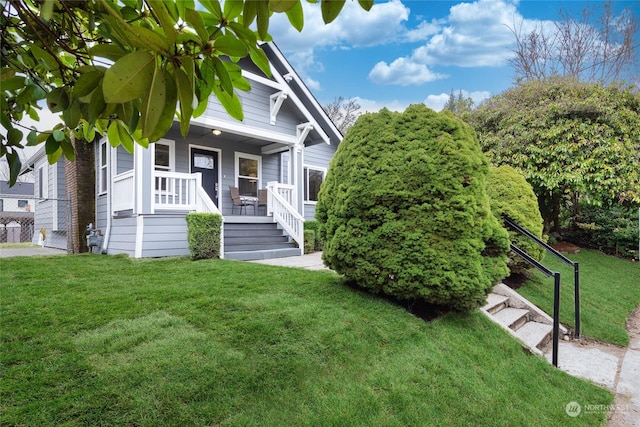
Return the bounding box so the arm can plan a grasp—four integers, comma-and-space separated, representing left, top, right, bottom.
107, 216, 136, 256
302, 142, 337, 220
32, 159, 67, 249
139, 214, 189, 258
204, 81, 307, 136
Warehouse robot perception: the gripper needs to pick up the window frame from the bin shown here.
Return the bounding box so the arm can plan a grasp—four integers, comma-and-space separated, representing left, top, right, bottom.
303, 165, 326, 203
99, 138, 108, 194
234, 152, 261, 197
37, 163, 49, 201
152, 139, 175, 192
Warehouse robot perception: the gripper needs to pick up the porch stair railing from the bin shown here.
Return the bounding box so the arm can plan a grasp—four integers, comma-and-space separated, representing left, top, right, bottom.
266, 182, 304, 255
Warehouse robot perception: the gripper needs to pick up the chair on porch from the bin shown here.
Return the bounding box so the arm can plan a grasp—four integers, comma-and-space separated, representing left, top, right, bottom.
230, 186, 256, 215
257, 189, 268, 216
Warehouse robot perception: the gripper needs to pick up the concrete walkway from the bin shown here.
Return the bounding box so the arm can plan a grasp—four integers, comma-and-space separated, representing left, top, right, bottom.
252, 252, 640, 425
0, 245, 68, 258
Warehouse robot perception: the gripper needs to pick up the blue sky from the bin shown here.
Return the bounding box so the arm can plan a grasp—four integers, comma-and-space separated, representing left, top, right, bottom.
268, 0, 638, 112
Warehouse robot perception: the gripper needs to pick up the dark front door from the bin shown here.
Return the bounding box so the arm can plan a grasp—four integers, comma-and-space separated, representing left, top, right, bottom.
191, 148, 219, 206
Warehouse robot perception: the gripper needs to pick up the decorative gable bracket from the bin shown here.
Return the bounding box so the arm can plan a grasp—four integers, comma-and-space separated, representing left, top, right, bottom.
270, 91, 288, 125
296, 123, 313, 147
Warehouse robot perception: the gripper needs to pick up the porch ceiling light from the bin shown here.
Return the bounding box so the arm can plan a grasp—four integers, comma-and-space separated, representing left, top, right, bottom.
211, 129, 222, 136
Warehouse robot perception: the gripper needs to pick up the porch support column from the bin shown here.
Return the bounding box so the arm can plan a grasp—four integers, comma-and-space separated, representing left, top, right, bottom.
294, 123, 312, 215
134, 143, 153, 215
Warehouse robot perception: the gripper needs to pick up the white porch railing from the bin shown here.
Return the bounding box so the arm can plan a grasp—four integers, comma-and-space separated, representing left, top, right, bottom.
112, 170, 134, 212
266, 182, 304, 254
112, 170, 222, 216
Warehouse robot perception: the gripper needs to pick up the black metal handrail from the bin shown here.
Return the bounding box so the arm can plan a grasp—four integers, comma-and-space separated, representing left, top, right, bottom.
503, 216, 581, 340
510, 244, 561, 367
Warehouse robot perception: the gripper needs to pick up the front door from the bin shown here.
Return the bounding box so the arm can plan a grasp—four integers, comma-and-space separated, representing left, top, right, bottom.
191, 148, 219, 206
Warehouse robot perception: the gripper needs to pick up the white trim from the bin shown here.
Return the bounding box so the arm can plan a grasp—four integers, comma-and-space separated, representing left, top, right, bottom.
189, 144, 222, 209
135, 215, 144, 258
152, 139, 175, 172
270, 91, 288, 125
134, 144, 144, 214
303, 164, 326, 203
190, 115, 298, 146
52, 161, 58, 230
234, 151, 262, 197
242, 69, 283, 90
37, 162, 49, 201
98, 139, 109, 195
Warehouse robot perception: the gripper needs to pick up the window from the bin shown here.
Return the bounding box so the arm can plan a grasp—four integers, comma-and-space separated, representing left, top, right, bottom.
18, 200, 27, 208
37, 164, 49, 200
99, 139, 108, 194
0, 199, 3, 212
153, 140, 174, 191
304, 166, 325, 202
235, 153, 261, 197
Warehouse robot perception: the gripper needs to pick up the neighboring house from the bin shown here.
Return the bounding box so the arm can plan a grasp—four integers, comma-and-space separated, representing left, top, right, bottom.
25, 42, 342, 260
0, 181, 35, 243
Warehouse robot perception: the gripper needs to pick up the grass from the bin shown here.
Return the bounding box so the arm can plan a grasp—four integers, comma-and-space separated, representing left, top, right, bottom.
1, 254, 614, 426
517, 248, 640, 347
0, 242, 35, 249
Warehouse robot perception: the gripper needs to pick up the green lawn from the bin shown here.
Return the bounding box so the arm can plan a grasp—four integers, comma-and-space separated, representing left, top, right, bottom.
1, 255, 613, 426
517, 248, 640, 347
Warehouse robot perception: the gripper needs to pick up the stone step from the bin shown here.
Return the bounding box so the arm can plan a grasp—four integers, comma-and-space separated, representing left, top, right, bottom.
515, 321, 553, 350
225, 235, 289, 244
493, 307, 530, 331
224, 242, 297, 251
483, 293, 510, 315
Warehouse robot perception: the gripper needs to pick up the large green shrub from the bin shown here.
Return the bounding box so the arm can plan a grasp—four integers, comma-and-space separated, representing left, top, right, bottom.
186, 213, 222, 260
486, 165, 545, 276
316, 105, 510, 311
566, 202, 639, 259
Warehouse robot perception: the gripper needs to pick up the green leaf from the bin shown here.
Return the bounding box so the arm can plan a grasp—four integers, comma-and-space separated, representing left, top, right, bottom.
242, 0, 257, 27
47, 88, 69, 113
103, 51, 155, 103
40, 0, 55, 22
358, 0, 374, 11
27, 130, 38, 146
270, 0, 299, 13
2, 76, 26, 92
31, 45, 57, 70
88, 85, 106, 125
256, 0, 270, 40
125, 26, 170, 54
214, 35, 248, 57
213, 80, 243, 121
184, 8, 208, 42
149, 2, 177, 46
60, 136, 75, 162
0, 68, 16, 81
175, 68, 194, 137
176, 0, 196, 19
249, 45, 271, 77
148, 69, 177, 141
226, 61, 251, 91
6, 150, 21, 186
74, 71, 104, 98
7, 127, 23, 146
53, 129, 65, 142
213, 57, 233, 95
228, 22, 257, 45
200, 0, 222, 18
321, 0, 346, 23
223, 0, 243, 20
63, 99, 82, 129
88, 44, 128, 62
285, 1, 304, 31
45, 134, 60, 155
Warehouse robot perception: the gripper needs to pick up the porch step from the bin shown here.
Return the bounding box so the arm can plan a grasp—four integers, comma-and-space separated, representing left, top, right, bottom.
225, 248, 301, 261
224, 221, 298, 261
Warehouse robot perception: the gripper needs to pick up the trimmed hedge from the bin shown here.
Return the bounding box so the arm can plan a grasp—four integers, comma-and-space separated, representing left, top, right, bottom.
304, 220, 324, 252
186, 213, 222, 260
486, 165, 545, 275
304, 229, 315, 254
316, 105, 510, 311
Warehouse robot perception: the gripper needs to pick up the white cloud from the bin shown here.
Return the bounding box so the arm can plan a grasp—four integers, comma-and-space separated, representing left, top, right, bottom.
269, 0, 411, 82
354, 97, 411, 113
424, 89, 492, 111
369, 57, 447, 85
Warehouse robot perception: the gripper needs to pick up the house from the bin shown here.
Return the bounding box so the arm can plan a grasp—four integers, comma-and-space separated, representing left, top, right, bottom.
25, 42, 342, 260
0, 180, 35, 243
